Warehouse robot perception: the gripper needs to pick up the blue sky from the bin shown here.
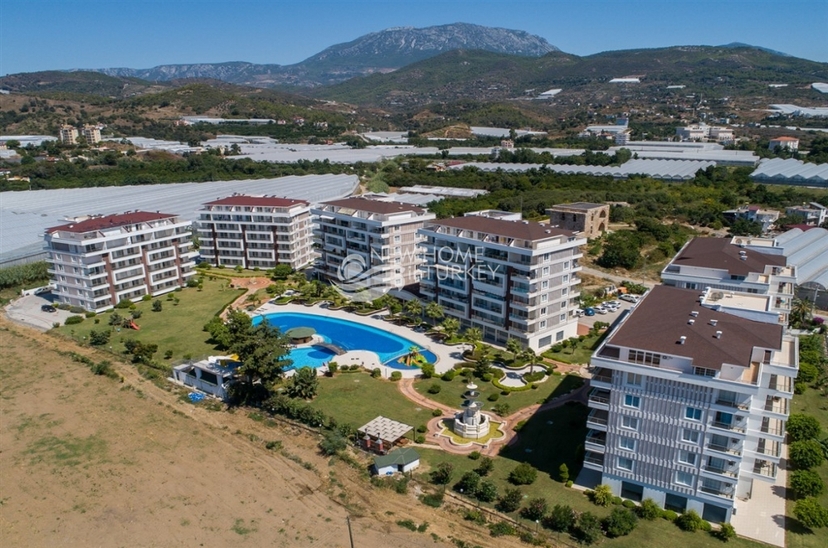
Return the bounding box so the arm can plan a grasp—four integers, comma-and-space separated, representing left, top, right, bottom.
1, 0, 825, 75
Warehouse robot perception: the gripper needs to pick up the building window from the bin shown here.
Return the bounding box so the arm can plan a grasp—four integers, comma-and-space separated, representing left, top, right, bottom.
617, 457, 634, 471
560, 302, 566, 310
543, 253, 550, 262
555, 331, 564, 341
685, 407, 702, 421
621, 416, 639, 430
542, 267, 550, 276
628, 350, 661, 366
542, 280, 549, 289
564, 261, 570, 269
540, 320, 547, 329
678, 450, 697, 465
559, 313, 566, 322
541, 294, 548, 302
624, 395, 641, 409
563, 274, 569, 282
619, 437, 636, 451
540, 307, 547, 315
626, 373, 642, 386
681, 429, 700, 444
675, 471, 693, 486
562, 288, 568, 295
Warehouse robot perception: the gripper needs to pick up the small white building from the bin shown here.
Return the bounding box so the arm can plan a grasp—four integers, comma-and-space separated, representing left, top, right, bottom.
172, 355, 241, 399
372, 447, 420, 475
768, 136, 799, 151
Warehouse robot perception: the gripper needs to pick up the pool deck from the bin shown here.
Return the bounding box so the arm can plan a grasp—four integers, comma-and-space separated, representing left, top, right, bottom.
252, 302, 464, 378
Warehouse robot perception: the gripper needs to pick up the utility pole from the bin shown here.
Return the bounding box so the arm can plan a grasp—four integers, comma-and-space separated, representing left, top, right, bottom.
346, 516, 355, 548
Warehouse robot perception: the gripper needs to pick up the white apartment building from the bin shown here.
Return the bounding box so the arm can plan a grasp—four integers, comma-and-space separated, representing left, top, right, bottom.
58, 125, 78, 145
676, 124, 734, 144
45, 211, 197, 312
583, 285, 797, 523
196, 195, 313, 270
312, 197, 436, 289
418, 211, 586, 350
661, 238, 795, 324
81, 125, 102, 144
785, 202, 827, 227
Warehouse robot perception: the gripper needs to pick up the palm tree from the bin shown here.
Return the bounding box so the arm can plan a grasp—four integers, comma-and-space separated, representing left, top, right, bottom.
425, 302, 445, 324
405, 298, 423, 321
790, 297, 813, 329
506, 337, 522, 361
287, 366, 319, 400
441, 317, 460, 340
464, 327, 482, 355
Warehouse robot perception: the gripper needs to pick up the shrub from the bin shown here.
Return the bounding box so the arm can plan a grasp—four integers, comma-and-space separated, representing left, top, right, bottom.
84, 310, 96, 318
520, 497, 549, 521
716, 522, 737, 542
638, 498, 661, 520
142, 294, 152, 301
465, 509, 487, 525
65, 315, 84, 325
431, 408, 443, 417
489, 521, 516, 537
115, 299, 132, 309
496, 488, 523, 513
468, 451, 481, 460
390, 371, 402, 381
603, 507, 638, 538
427, 383, 442, 394
558, 463, 570, 483
152, 299, 162, 312
701, 520, 712, 532
662, 510, 678, 521
396, 519, 417, 531
487, 393, 500, 402
441, 370, 456, 381
790, 439, 826, 469
544, 504, 575, 532
565, 480, 573, 488
513, 420, 527, 432
416, 424, 428, 433
574, 512, 603, 545
787, 414, 822, 442
429, 462, 454, 485
612, 496, 623, 505
131, 310, 142, 319
493, 402, 511, 417
793, 497, 828, 529
590, 484, 614, 507
475, 456, 494, 477
88, 329, 110, 346
675, 509, 705, 532
420, 491, 444, 508
328, 362, 338, 375
791, 470, 826, 499
524, 371, 545, 383
476, 480, 498, 502
164, 350, 173, 359
420, 362, 435, 379
455, 471, 481, 496
319, 431, 347, 456
622, 500, 637, 509
509, 462, 538, 485
415, 435, 426, 443
371, 368, 381, 378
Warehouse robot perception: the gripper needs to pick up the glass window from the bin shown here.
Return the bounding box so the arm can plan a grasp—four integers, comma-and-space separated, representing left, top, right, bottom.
617, 457, 634, 471
563, 274, 569, 282
559, 314, 566, 322
681, 429, 700, 444
621, 416, 639, 430
564, 261, 570, 269
678, 450, 697, 465
624, 395, 641, 409
626, 373, 642, 386
555, 331, 564, 342
540, 320, 547, 329
685, 407, 702, 421
619, 437, 636, 451
541, 294, 548, 302
675, 471, 693, 486
542, 267, 550, 276
540, 307, 547, 315
542, 280, 549, 289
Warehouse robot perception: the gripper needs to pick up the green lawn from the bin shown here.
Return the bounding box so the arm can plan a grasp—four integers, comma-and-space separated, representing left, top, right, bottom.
417, 404, 764, 548
787, 384, 828, 548
309, 373, 434, 431
413, 372, 584, 415
543, 333, 602, 365
54, 278, 244, 362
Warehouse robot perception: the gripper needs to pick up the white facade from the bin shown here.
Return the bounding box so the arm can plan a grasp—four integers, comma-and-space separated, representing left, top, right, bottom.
584, 285, 797, 524
45, 212, 196, 312
81, 125, 102, 144
676, 124, 734, 144
418, 211, 585, 351
58, 125, 78, 145
312, 197, 436, 289
197, 195, 313, 270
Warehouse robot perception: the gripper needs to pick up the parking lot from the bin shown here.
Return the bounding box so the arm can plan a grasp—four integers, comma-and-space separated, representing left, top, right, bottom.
5, 293, 71, 331
577, 299, 636, 329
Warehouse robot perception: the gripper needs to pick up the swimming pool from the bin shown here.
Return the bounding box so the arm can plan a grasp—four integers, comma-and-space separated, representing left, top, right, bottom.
254, 312, 438, 369
288, 345, 338, 369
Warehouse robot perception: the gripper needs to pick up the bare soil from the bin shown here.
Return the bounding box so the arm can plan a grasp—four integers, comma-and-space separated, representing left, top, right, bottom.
0, 317, 530, 548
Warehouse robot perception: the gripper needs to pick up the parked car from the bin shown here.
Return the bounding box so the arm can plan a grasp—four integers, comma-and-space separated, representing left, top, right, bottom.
593, 306, 608, 315
41, 304, 57, 313
583, 307, 596, 317
620, 294, 640, 303
606, 300, 621, 308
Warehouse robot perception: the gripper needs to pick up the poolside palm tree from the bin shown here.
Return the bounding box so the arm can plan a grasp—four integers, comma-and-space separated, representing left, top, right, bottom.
288, 366, 319, 400
506, 337, 522, 360
425, 302, 445, 324
441, 317, 460, 340
464, 327, 482, 355
405, 298, 423, 321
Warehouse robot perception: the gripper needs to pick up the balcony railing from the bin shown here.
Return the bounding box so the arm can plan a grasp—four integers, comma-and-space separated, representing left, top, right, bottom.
699, 485, 734, 499
707, 443, 742, 456
583, 453, 605, 466
588, 389, 611, 405
592, 368, 613, 384
702, 465, 738, 478
714, 399, 750, 411
711, 421, 746, 433
585, 431, 606, 447
587, 410, 609, 426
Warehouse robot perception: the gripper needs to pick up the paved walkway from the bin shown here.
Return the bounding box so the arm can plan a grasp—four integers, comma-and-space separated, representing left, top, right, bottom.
398, 377, 590, 456
730, 444, 788, 547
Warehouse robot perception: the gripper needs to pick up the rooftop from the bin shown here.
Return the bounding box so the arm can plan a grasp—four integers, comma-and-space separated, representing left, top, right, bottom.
358, 416, 413, 444
319, 197, 425, 215
607, 285, 783, 370
670, 238, 785, 276
426, 215, 577, 242
373, 447, 420, 469
46, 211, 177, 234
550, 202, 606, 211
203, 195, 309, 207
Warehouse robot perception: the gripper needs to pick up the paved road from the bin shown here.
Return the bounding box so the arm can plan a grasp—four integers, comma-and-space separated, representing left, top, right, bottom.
4, 294, 70, 331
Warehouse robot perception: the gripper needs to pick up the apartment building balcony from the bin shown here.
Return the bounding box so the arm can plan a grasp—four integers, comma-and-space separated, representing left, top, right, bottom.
701, 463, 739, 479
752, 459, 778, 480
710, 420, 747, 435
768, 374, 793, 394
590, 367, 613, 387
763, 396, 790, 416
472, 280, 507, 297
705, 437, 743, 457
586, 409, 609, 430
713, 396, 751, 411
588, 388, 611, 409
699, 480, 735, 499
755, 438, 782, 459
583, 452, 605, 471
584, 430, 607, 452
758, 417, 786, 439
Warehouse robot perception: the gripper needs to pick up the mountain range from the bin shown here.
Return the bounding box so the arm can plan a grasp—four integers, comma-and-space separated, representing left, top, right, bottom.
88, 23, 558, 88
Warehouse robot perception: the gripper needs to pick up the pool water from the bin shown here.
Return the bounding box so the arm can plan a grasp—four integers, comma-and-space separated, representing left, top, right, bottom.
254, 312, 438, 369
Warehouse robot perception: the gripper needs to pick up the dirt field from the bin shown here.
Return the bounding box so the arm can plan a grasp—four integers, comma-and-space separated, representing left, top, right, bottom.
0, 317, 533, 548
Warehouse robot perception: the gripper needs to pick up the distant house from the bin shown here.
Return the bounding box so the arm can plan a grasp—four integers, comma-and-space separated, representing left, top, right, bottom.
548, 202, 610, 239
722, 205, 779, 232
768, 136, 799, 151
372, 448, 420, 476
785, 202, 827, 226
172, 355, 241, 400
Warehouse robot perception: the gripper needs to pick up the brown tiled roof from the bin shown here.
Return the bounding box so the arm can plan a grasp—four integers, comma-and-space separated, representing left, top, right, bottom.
204, 195, 308, 207
671, 238, 785, 277
428, 216, 577, 241
607, 285, 783, 370
46, 211, 177, 234
321, 197, 424, 215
